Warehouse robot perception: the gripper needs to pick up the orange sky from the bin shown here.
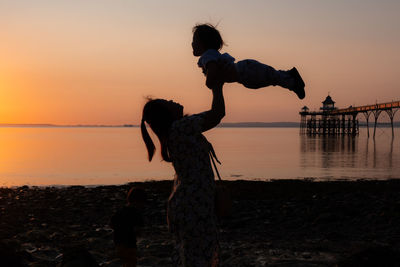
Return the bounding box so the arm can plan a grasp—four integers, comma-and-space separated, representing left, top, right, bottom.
1, 0, 399, 125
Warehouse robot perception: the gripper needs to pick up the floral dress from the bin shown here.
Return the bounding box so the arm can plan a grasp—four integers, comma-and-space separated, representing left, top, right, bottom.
167, 112, 219, 267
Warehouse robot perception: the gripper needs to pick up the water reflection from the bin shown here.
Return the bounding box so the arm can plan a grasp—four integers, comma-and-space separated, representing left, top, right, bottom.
1, 128, 399, 186
300, 130, 397, 179
300, 135, 358, 169
300, 135, 358, 154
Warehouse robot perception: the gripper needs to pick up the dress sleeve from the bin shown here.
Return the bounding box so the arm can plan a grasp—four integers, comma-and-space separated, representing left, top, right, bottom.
170, 112, 206, 138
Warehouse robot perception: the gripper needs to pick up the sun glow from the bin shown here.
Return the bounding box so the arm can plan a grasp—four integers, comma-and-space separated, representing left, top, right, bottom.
0, 1, 399, 125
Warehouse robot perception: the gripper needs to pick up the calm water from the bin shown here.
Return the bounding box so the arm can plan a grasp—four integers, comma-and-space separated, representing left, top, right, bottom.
0, 127, 399, 186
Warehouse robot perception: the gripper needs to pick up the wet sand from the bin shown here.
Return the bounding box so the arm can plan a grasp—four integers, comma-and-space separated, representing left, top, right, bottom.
1, 179, 400, 266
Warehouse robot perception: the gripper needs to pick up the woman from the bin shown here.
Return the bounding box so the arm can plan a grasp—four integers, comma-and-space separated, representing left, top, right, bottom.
141, 85, 225, 266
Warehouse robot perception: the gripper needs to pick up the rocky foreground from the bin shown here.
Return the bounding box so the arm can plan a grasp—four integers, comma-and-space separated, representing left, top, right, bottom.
1, 180, 400, 266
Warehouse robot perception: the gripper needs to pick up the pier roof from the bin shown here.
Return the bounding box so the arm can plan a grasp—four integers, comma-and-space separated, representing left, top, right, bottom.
322, 95, 335, 105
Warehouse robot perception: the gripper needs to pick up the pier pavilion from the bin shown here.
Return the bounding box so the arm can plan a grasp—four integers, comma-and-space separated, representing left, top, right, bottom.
299, 95, 400, 137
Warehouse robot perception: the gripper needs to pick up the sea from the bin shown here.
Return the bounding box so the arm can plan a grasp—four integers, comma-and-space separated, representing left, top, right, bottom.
0, 127, 399, 187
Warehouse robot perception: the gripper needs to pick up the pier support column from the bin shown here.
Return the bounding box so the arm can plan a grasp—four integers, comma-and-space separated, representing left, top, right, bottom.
362, 112, 371, 138
372, 110, 382, 139
385, 108, 398, 137
300, 115, 306, 134
342, 115, 346, 135
347, 117, 351, 135
352, 113, 358, 136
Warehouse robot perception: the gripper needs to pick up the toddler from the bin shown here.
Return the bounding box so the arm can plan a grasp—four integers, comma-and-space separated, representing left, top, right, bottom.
192, 23, 305, 99
110, 187, 146, 267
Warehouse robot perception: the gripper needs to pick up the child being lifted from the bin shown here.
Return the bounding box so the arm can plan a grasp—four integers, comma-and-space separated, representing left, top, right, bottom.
192, 23, 306, 99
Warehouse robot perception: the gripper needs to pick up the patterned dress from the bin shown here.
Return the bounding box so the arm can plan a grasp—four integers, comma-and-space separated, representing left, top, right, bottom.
167, 112, 219, 267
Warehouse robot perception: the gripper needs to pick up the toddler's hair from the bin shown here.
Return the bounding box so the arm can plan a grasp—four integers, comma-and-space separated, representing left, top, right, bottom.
127, 187, 146, 204
193, 23, 224, 51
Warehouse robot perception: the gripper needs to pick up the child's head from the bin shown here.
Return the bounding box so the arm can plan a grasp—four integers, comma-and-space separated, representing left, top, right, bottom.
126, 187, 146, 208
192, 23, 224, 56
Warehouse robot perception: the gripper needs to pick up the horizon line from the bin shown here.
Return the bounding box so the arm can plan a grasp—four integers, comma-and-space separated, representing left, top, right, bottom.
1, 121, 400, 128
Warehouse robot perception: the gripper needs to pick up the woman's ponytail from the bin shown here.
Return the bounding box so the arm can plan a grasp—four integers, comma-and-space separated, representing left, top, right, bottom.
141, 118, 155, 161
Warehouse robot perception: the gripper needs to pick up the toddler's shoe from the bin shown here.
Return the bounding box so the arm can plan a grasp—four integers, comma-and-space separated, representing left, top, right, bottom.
288, 67, 305, 99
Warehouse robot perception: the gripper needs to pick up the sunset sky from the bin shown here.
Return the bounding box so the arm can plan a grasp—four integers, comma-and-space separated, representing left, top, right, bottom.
1, 0, 399, 125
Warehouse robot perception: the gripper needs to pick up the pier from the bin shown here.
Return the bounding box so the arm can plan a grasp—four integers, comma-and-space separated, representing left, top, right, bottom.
299, 95, 400, 137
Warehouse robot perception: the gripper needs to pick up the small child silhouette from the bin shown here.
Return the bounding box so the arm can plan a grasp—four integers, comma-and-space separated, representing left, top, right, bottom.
110, 187, 146, 267
192, 23, 306, 99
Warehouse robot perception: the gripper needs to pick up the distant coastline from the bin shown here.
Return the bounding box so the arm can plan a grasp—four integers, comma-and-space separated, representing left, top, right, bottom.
219, 122, 299, 128
0, 124, 138, 128
219, 122, 400, 128
1, 122, 399, 128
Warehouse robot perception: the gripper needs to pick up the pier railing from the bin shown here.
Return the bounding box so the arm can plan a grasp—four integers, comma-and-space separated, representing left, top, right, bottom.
331, 101, 400, 115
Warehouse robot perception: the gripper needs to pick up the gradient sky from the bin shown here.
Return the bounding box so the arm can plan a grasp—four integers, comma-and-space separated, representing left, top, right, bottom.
1, 0, 399, 125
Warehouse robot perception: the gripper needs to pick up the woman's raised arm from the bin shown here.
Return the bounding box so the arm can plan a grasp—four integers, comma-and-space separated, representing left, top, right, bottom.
202, 84, 225, 132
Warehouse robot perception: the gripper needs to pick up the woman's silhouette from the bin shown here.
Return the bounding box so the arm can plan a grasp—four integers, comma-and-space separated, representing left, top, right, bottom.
141, 85, 225, 266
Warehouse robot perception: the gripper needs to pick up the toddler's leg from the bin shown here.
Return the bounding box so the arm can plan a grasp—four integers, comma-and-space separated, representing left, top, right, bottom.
287, 67, 305, 99
236, 60, 305, 99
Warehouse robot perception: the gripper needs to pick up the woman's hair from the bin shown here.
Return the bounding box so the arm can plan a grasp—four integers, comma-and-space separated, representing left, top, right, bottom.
141, 99, 176, 162
193, 23, 224, 51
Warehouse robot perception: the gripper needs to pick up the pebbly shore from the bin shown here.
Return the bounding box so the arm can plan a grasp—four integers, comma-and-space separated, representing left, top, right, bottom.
1, 179, 400, 266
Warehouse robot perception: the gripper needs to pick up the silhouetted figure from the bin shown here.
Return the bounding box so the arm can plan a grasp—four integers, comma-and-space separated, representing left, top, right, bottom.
0, 241, 26, 267
192, 23, 305, 99
59, 246, 99, 267
141, 85, 225, 266
110, 187, 146, 267
337, 246, 400, 267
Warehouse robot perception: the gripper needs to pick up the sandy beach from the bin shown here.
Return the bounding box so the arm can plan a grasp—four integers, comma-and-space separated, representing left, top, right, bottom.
1, 179, 400, 266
